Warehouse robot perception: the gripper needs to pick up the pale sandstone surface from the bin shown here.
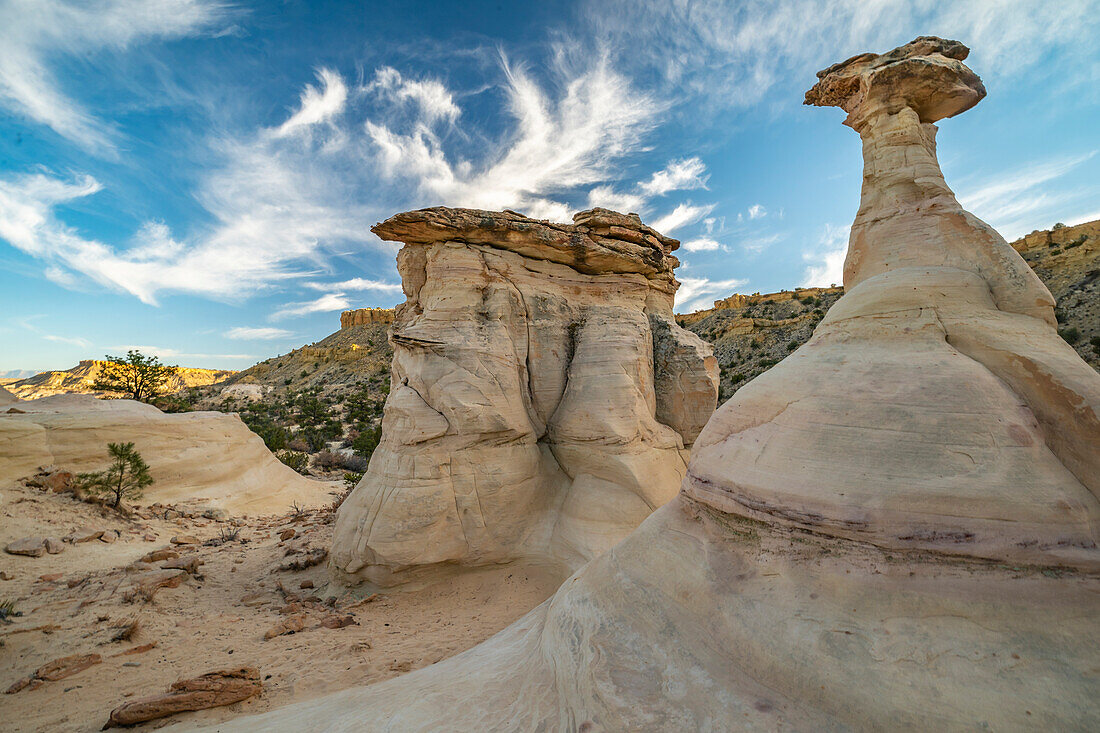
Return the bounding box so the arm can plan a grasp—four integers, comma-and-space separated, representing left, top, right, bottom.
0, 385, 17, 405
213, 37, 1100, 730
0, 394, 331, 513
331, 207, 717, 586
0, 481, 560, 732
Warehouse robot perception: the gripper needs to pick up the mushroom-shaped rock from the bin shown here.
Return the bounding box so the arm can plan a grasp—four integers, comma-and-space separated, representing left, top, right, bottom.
330, 207, 717, 587
210, 38, 1100, 731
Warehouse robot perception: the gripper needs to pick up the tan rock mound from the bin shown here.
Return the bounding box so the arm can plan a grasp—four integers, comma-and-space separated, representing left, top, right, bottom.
5, 360, 233, 401
331, 207, 717, 586
0, 394, 331, 513
0, 385, 17, 406
214, 38, 1100, 731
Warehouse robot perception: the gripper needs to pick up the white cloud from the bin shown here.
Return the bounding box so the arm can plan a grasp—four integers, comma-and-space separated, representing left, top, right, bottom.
583, 0, 1100, 112
652, 202, 715, 234
307, 277, 403, 293
271, 292, 350, 320
738, 233, 783, 254
801, 223, 849, 288
224, 327, 294, 340
364, 53, 659, 218
956, 152, 1097, 240
0, 0, 227, 153
110, 345, 255, 361
43, 333, 91, 348
681, 237, 722, 252
675, 275, 749, 313
276, 68, 348, 137
638, 157, 708, 197
747, 204, 766, 220
366, 66, 460, 123
586, 185, 646, 214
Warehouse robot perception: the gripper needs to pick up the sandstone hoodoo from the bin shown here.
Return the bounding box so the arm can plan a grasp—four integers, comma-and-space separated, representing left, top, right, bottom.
218, 38, 1100, 730
330, 207, 718, 586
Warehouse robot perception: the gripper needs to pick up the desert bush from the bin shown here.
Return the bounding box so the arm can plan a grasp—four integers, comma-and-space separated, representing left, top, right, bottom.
278, 450, 309, 474
242, 414, 288, 452
0, 598, 19, 621
352, 425, 382, 460
314, 451, 344, 470
93, 350, 177, 402
343, 471, 364, 489
77, 442, 153, 509
1059, 327, 1080, 345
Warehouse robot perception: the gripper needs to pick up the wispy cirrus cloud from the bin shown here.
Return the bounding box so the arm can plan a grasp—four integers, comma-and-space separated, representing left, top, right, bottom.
653, 202, 716, 234
271, 292, 350, 320
582, 0, 1100, 112
675, 275, 749, 313
957, 152, 1097, 239
0, 0, 229, 153
306, 278, 403, 293
224, 327, 294, 340
801, 223, 849, 288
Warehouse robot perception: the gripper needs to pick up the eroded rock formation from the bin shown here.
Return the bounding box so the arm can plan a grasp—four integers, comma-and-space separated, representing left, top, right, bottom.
218, 38, 1100, 731
340, 308, 395, 328
0, 395, 330, 513
331, 207, 717, 585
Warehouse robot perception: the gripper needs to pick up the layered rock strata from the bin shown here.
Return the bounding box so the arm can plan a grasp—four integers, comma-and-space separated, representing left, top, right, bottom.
330, 207, 717, 585
340, 308, 395, 328
218, 38, 1100, 731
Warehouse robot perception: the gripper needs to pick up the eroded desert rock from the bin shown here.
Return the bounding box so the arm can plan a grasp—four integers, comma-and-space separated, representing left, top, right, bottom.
214, 37, 1100, 731
0, 395, 329, 513
331, 207, 718, 585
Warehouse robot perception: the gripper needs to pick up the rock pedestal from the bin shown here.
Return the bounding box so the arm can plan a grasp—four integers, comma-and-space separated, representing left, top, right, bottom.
330, 208, 718, 586
215, 38, 1100, 731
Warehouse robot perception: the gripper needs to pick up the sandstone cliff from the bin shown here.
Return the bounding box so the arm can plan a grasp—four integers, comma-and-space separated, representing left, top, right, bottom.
216, 37, 1100, 731
330, 207, 718, 586
6, 360, 234, 401
1011, 219, 1100, 371
340, 308, 395, 328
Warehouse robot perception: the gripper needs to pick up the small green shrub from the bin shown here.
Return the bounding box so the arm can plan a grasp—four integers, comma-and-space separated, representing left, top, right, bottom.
1058, 327, 1080, 345
77, 442, 154, 509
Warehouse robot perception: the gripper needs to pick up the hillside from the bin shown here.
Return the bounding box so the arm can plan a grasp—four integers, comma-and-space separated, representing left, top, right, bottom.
681, 219, 1100, 399
6, 359, 235, 401
213, 309, 394, 402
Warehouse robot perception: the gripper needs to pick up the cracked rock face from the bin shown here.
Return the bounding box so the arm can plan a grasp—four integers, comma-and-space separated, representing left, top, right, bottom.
218, 38, 1100, 731
329, 207, 718, 586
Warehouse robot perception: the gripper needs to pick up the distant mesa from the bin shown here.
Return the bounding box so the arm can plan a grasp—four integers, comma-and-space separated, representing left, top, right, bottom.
340, 308, 395, 329
5, 360, 234, 401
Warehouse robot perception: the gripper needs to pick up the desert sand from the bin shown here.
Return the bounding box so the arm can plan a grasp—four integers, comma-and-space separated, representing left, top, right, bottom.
0, 480, 560, 732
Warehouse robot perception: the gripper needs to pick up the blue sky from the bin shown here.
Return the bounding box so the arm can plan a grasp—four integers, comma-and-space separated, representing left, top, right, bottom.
2, 0, 1098, 373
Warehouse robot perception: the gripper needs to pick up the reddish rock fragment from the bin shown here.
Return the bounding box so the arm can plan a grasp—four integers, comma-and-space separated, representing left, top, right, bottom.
104, 667, 262, 728
264, 614, 306, 640
35, 653, 102, 681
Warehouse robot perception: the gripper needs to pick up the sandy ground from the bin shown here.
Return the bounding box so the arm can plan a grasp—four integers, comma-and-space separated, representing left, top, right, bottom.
0, 482, 562, 731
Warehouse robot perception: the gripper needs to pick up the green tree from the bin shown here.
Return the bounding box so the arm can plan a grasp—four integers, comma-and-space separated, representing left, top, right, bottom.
78, 442, 154, 509
93, 350, 178, 402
